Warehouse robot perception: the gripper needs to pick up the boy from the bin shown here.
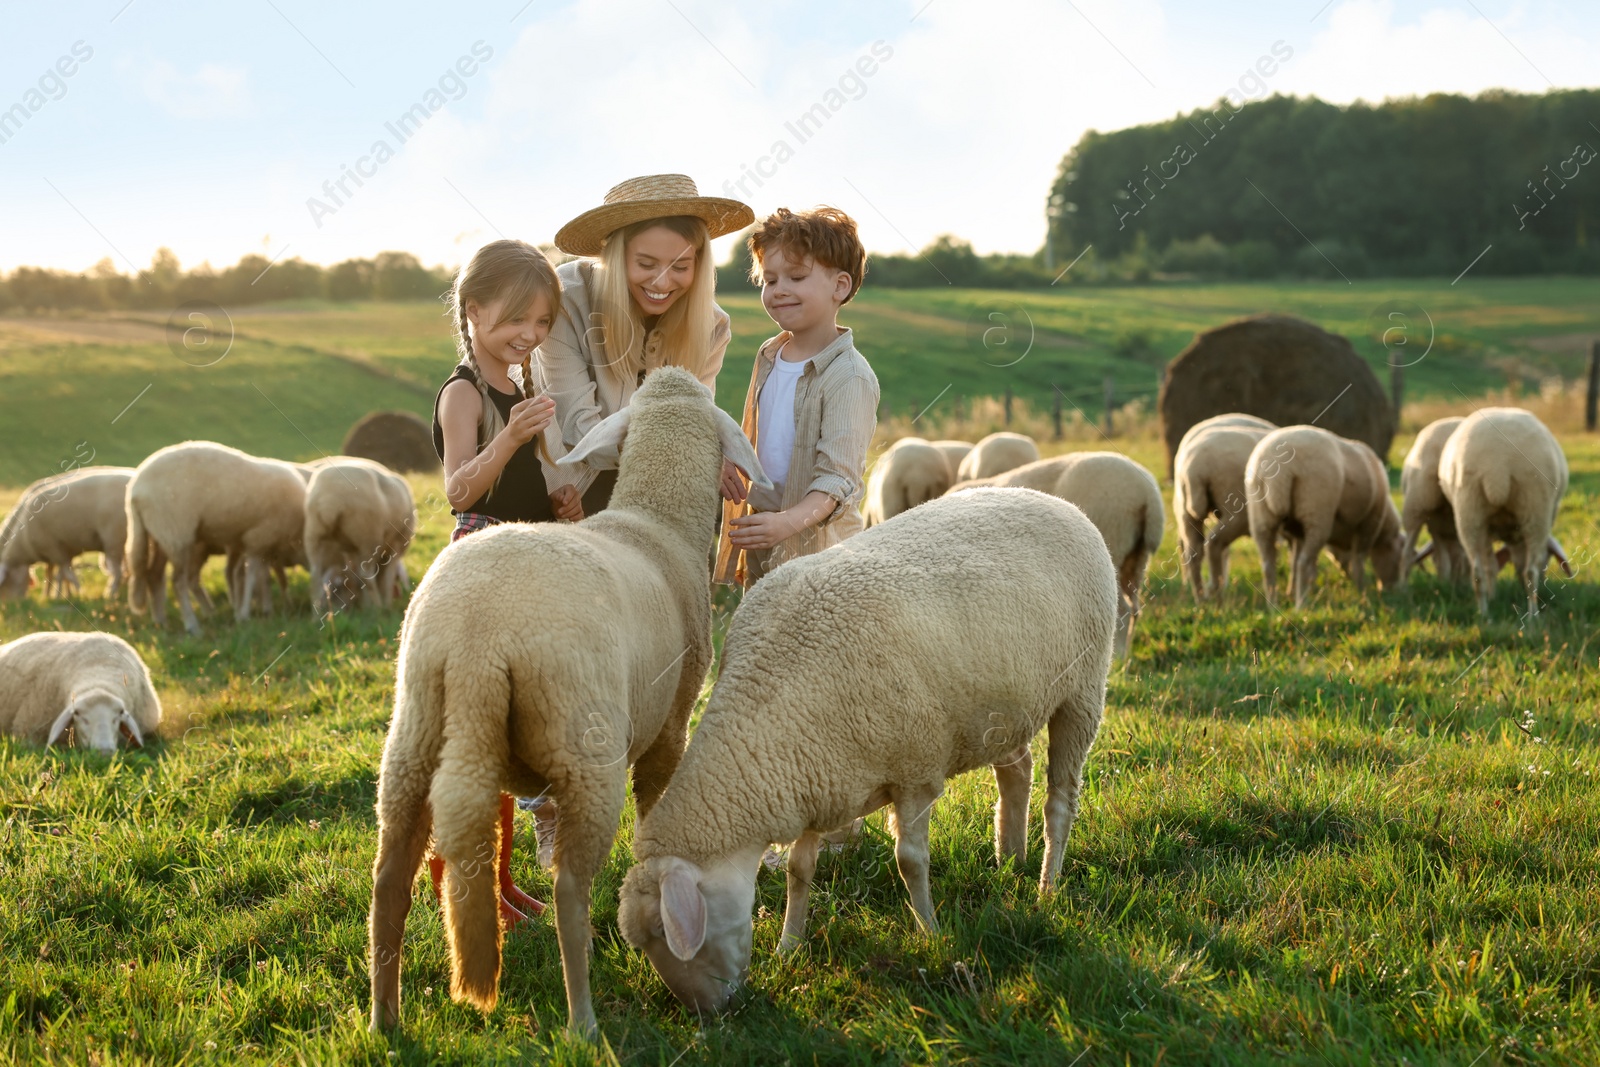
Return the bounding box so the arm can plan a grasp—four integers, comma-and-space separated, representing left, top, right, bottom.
715, 206, 880, 587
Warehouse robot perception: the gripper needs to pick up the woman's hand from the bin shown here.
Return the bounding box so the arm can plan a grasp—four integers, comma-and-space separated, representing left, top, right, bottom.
727, 510, 799, 551
720, 458, 748, 503
503, 395, 556, 446
549, 484, 584, 522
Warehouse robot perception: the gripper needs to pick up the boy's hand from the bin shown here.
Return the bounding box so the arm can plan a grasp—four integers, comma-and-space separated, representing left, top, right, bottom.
549, 484, 584, 522
504, 395, 556, 446
720, 459, 748, 503
727, 510, 799, 551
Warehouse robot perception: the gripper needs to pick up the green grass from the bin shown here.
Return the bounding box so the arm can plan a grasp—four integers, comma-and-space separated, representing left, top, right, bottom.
3, 282, 1600, 1063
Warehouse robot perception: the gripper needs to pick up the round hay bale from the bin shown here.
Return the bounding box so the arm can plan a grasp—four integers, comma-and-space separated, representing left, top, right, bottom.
342, 411, 439, 473
1158, 314, 1393, 476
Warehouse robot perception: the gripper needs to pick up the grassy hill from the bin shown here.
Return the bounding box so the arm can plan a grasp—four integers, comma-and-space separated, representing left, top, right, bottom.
3, 277, 1598, 487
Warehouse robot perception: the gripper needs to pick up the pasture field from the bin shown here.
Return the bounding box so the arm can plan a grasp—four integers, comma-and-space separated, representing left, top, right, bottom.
2, 282, 1599, 1064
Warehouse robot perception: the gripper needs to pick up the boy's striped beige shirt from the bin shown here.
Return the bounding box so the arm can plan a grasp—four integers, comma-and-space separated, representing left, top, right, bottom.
715, 326, 880, 586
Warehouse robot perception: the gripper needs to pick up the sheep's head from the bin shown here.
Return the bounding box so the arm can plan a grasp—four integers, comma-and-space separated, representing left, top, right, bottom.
617, 855, 757, 1014
0, 563, 32, 599
1371, 531, 1406, 590
47, 687, 144, 752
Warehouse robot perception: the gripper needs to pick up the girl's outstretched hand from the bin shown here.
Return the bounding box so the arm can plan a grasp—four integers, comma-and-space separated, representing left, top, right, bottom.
550, 484, 584, 522
504, 395, 556, 445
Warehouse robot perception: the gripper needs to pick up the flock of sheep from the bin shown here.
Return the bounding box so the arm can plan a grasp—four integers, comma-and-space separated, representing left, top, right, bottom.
0, 368, 1574, 1038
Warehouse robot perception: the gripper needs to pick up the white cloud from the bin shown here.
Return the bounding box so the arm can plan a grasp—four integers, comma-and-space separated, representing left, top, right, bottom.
136, 60, 250, 120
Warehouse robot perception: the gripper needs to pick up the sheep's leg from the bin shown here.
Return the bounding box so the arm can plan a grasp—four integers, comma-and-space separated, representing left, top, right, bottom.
1179, 513, 1206, 601
1210, 541, 1233, 601
104, 547, 124, 599
237, 557, 264, 622
148, 549, 169, 628
992, 742, 1034, 868
1254, 525, 1280, 609
1519, 523, 1549, 621
1292, 525, 1330, 610
1041, 694, 1101, 893
549, 777, 626, 1038
890, 783, 943, 933
778, 830, 822, 953
174, 546, 203, 636
1455, 498, 1497, 617
1117, 550, 1148, 660
1348, 551, 1368, 594
368, 785, 434, 1032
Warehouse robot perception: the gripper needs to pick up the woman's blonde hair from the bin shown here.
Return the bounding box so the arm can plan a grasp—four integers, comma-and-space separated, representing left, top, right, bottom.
448, 239, 561, 465
590, 216, 715, 388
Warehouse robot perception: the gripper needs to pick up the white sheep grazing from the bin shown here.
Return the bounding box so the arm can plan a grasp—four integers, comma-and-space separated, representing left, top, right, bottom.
0, 631, 161, 752
1399, 416, 1470, 583
929, 439, 973, 476
955, 452, 1162, 659
957, 431, 1039, 481
125, 442, 308, 635
1437, 406, 1568, 619
303, 457, 416, 613
862, 437, 953, 527
1245, 425, 1404, 609
1172, 415, 1276, 601
367, 367, 772, 1039
616, 488, 1116, 1013
0, 468, 135, 600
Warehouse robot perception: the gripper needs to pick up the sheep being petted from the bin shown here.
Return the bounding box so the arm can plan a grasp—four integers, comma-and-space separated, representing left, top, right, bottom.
0, 467, 135, 600
957, 431, 1039, 481
1437, 406, 1568, 619
1245, 425, 1404, 609
0, 631, 161, 752
367, 367, 771, 1039
304, 457, 416, 612
862, 437, 953, 527
617, 488, 1117, 1013
124, 442, 308, 635
954, 451, 1162, 658
1172, 415, 1275, 601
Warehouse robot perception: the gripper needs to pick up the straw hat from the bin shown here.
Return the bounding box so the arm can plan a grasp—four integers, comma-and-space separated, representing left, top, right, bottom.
554, 174, 754, 256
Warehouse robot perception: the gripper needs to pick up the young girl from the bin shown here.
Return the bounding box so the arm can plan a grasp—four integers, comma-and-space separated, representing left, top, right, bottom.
428, 238, 580, 928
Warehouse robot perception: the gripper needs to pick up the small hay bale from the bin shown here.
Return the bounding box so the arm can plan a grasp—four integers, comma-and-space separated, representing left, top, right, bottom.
1158, 314, 1393, 476
342, 411, 438, 473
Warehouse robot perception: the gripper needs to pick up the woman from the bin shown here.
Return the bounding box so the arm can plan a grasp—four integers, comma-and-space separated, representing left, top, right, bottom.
540, 173, 754, 514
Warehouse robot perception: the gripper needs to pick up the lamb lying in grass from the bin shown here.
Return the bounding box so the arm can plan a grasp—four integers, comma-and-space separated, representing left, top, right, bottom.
368, 368, 771, 1038
0, 631, 161, 752
618, 487, 1116, 1013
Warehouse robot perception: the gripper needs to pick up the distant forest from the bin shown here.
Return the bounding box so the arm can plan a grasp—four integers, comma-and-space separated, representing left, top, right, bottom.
3, 88, 1596, 313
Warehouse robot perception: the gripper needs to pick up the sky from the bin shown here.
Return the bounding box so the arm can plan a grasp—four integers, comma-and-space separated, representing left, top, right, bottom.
0, 0, 1596, 273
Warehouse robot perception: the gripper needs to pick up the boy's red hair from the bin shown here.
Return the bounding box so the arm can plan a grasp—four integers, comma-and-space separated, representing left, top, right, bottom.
747, 207, 868, 303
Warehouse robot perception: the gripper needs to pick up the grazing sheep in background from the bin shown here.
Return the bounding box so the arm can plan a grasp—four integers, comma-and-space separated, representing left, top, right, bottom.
0, 631, 161, 752
955, 452, 1162, 658
1437, 407, 1568, 619
0, 468, 135, 600
617, 489, 1116, 1013
957, 431, 1039, 481
929, 439, 973, 476
863, 437, 953, 527
1172, 415, 1276, 601
125, 442, 308, 635
304, 457, 416, 613
368, 368, 772, 1039
1245, 425, 1404, 609
1400, 416, 1469, 583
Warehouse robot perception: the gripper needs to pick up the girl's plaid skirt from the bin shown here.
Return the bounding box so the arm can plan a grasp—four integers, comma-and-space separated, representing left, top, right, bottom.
451, 512, 500, 542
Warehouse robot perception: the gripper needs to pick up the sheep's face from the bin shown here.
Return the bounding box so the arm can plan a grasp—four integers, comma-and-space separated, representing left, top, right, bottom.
48, 688, 142, 752
1371, 533, 1405, 590
618, 855, 757, 1014
0, 563, 31, 599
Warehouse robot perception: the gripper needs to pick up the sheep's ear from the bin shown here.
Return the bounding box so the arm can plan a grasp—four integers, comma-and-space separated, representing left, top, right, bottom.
117, 703, 145, 748
47, 700, 76, 746
715, 408, 773, 491
659, 864, 707, 961
560, 408, 632, 471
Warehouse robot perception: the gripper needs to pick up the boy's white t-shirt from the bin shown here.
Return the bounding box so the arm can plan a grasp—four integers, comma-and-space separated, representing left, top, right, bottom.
756, 345, 810, 490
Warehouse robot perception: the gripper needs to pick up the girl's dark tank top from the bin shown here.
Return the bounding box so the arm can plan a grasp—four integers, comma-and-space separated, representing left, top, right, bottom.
431, 365, 555, 524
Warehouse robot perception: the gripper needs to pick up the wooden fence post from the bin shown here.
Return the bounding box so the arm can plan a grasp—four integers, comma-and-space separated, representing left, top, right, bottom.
1587, 341, 1599, 432
1004, 386, 1013, 426
1102, 377, 1114, 437
1052, 385, 1063, 440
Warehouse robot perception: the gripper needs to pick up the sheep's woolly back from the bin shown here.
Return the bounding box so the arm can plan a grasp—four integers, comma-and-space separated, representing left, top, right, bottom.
304, 458, 409, 586
126, 442, 306, 568
864, 438, 953, 527
1174, 421, 1273, 522
1246, 425, 1398, 550
631, 487, 1118, 866
0, 631, 160, 743
1438, 408, 1566, 530
1, 467, 134, 566
1400, 417, 1463, 534
929, 440, 973, 477
958, 432, 1039, 481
